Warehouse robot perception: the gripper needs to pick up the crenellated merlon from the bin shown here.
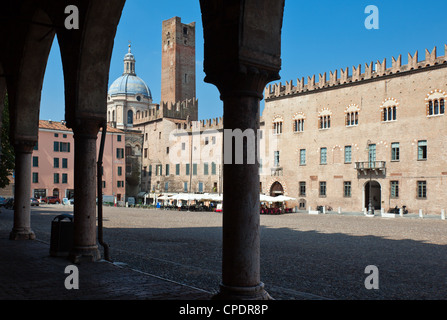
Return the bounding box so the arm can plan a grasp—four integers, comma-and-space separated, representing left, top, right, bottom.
133, 98, 199, 124
187, 117, 224, 132
265, 45, 447, 100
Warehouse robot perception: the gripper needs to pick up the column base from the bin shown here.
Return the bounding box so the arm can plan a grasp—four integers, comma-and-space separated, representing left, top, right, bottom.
9, 228, 36, 240
69, 245, 101, 263
212, 282, 273, 300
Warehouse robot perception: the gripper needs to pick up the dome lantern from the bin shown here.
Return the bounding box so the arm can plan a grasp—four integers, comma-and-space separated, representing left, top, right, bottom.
124, 42, 136, 75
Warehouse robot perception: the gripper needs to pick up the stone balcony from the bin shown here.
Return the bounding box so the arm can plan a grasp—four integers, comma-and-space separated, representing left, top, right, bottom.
355, 161, 386, 175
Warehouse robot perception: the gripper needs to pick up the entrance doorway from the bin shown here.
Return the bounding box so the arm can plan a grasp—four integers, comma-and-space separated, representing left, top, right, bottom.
364, 181, 381, 210
270, 182, 284, 197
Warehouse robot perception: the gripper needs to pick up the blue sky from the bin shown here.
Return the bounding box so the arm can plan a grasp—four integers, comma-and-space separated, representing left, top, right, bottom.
40, 0, 447, 122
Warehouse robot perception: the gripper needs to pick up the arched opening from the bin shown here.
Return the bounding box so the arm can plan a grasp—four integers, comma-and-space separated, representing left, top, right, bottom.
364, 180, 381, 211
270, 181, 284, 197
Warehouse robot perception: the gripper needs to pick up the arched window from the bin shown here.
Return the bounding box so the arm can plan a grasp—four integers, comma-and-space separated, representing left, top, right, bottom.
426, 90, 446, 116
127, 110, 134, 125
318, 109, 332, 129
292, 113, 306, 132
272, 116, 283, 135
345, 104, 360, 127
381, 98, 399, 122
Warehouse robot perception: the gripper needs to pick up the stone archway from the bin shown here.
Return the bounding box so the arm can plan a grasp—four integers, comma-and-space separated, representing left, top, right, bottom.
364, 180, 381, 210
270, 181, 284, 197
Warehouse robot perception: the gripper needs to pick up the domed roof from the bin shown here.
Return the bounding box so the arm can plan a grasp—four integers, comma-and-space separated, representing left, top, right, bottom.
108, 74, 152, 99
108, 43, 152, 99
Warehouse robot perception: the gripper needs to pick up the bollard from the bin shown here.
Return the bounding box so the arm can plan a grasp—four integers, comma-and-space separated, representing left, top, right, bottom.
419, 209, 423, 219
338, 207, 341, 214
399, 208, 403, 217
323, 206, 326, 214
441, 209, 445, 220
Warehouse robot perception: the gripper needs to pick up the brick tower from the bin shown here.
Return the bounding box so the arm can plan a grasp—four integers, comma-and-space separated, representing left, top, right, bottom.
161, 17, 196, 105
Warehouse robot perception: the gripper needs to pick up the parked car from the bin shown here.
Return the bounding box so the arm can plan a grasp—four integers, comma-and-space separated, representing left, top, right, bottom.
30, 198, 39, 206
42, 196, 60, 204
0, 197, 6, 207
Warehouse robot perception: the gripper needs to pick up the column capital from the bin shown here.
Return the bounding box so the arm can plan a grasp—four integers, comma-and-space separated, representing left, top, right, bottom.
14, 139, 36, 154
200, 0, 285, 99
205, 63, 280, 100
70, 117, 104, 139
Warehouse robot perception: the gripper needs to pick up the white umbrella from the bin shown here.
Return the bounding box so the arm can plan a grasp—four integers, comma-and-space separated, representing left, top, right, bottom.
273, 195, 296, 202
200, 193, 223, 201
172, 193, 196, 201
260, 194, 277, 202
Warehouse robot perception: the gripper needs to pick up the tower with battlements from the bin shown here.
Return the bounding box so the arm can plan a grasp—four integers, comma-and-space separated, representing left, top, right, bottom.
161, 16, 197, 113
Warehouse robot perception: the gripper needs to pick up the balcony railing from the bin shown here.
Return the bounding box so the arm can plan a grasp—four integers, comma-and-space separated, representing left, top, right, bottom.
355, 161, 386, 174
270, 165, 283, 176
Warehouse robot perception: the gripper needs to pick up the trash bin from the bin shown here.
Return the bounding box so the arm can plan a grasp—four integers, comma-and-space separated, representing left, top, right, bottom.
50, 214, 74, 257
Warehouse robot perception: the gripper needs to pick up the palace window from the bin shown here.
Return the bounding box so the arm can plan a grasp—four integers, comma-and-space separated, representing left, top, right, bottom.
274, 151, 280, 167
344, 146, 352, 163
319, 181, 327, 197
272, 117, 283, 135
417, 181, 427, 199
320, 147, 327, 165
417, 140, 427, 160
343, 181, 351, 197
426, 90, 446, 116
293, 113, 306, 133
318, 109, 332, 130
319, 115, 331, 129
299, 182, 306, 196
345, 104, 360, 127
294, 119, 305, 132
299, 149, 306, 166
391, 181, 399, 198
381, 98, 399, 122
391, 142, 400, 161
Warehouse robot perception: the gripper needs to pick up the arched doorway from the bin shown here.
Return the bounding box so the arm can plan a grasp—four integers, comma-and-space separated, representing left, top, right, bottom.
270, 181, 284, 197
364, 181, 381, 210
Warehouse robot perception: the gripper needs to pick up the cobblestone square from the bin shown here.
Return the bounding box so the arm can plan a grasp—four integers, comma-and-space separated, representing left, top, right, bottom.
2, 205, 445, 300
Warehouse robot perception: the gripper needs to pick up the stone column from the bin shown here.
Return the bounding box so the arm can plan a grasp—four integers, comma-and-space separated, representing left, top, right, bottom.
10, 141, 36, 240
217, 75, 269, 300
69, 119, 101, 263
200, 0, 285, 300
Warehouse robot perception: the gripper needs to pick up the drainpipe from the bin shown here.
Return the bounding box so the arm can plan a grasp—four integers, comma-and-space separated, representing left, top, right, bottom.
97, 122, 111, 261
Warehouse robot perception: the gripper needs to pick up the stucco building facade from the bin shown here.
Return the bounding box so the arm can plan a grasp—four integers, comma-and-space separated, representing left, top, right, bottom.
31, 120, 126, 202
261, 46, 447, 214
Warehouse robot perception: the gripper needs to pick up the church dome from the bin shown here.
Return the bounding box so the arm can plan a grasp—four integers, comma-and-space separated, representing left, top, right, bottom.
108, 44, 152, 100
108, 74, 152, 99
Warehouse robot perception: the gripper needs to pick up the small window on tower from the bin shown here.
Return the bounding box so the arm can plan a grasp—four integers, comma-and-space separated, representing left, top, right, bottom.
183, 27, 188, 35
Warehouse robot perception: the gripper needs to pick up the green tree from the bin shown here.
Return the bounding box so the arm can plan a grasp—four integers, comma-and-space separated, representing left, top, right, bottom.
0, 94, 15, 188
